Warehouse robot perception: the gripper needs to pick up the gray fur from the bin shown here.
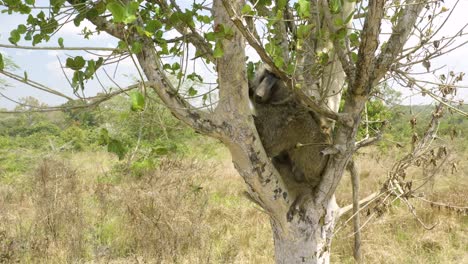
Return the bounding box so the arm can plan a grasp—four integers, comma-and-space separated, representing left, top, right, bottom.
249, 66, 329, 189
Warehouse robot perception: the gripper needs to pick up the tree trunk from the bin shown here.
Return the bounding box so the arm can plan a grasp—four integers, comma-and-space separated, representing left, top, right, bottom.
271, 197, 340, 264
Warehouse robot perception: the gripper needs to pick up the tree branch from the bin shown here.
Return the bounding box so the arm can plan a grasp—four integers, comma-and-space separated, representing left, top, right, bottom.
0, 69, 74, 100
151, 0, 215, 63
134, 36, 218, 135
213, 0, 290, 221
0, 43, 117, 51
355, 121, 388, 149
0, 82, 139, 113
320, 0, 355, 83
64, 0, 218, 135
223, 0, 343, 122
353, 0, 385, 95
339, 192, 380, 216
373, 0, 429, 82
221, 0, 290, 83
347, 159, 362, 263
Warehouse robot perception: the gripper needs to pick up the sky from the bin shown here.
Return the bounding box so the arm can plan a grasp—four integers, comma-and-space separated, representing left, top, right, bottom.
0, 0, 467, 110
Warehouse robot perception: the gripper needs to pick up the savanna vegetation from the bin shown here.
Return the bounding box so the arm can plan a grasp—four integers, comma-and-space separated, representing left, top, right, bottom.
0, 94, 466, 263
1, 0, 468, 263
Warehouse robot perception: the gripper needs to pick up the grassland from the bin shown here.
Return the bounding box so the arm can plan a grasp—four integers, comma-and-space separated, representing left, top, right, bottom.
0, 141, 466, 263
1, 100, 466, 263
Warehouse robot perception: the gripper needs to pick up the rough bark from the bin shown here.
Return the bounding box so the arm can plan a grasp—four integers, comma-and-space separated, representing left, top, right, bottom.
272, 197, 339, 264
348, 160, 362, 262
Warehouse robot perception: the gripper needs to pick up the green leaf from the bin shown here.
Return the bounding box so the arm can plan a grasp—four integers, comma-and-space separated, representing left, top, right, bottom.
72, 71, 85, 91
95, 57, 104, 69
0, 54, 4, 71
86, 8, 99, 20
9, 30, 20, 44
334, 18, 344, 27
241, 4, 252, 15
124, 14, 137, 24
17, 24, 27, 34
85, 60, 96, 78
23, 71, 28, 81
172, 62, 180, 71
25, 31, 32, 41
344, 10, 356, 24
298, 0, 310, 18
18, 4, 31, 14
335, 28, 347, 40
297, 24, 314, 39
32, 34, 42, 46
131, 41, 142, 54
98, 128, 110, 145
145, 20, 162, 32
188, 87, 198, 96
25, 0, 35, 4
126, 1, 139, 15
107, 2, 126, 23
187, 73, 203, 82
117, 40, 128, 50
66, 56, 86, 70
50, 0, 65, 13
204, 32, 215, 41
130, 91, 145, 111
58, 37, 64, 48
197, 15, 211, 24
278, 0, 287, 9
349, 32, 360, 47
273, 56, 284, 68
351, 52, 358, 63
213, 41, 224, 58
222, 25, 234, 39
74, 13, 85, 26
329, 0, 342, 14
108, 139, 127, 160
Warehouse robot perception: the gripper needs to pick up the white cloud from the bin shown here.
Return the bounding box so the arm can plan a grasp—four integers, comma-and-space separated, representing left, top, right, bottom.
46, 59, 73, 78
47, 50, 60, 57
59, 19, 96, 36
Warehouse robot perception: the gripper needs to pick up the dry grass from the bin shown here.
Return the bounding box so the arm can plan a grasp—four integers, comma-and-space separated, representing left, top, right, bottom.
0, 145, 466, 263
333, 144, 468, 264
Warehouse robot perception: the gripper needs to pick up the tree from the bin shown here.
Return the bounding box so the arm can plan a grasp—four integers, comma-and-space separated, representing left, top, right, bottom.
0, 0, 467, 263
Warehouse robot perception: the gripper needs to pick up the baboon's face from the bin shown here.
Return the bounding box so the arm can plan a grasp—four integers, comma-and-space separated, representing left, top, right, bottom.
253, 73, 278, 104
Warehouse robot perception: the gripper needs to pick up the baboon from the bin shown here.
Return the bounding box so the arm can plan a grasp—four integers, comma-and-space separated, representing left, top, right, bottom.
249, 65, 330, 190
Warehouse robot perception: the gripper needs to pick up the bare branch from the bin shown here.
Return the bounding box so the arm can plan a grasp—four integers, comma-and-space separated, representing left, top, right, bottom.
353, 0, 385, 95
320, 0, 355, 83
394, 71, 468, 117
355, 121, 388, 149
0, 69, 74, 100
295, 91, 342, 121
339, 192, 380, 216
414, 196, 468, 215
0, 43, 117, 52
0, 82, 139, 113
373, 0, 429, 82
